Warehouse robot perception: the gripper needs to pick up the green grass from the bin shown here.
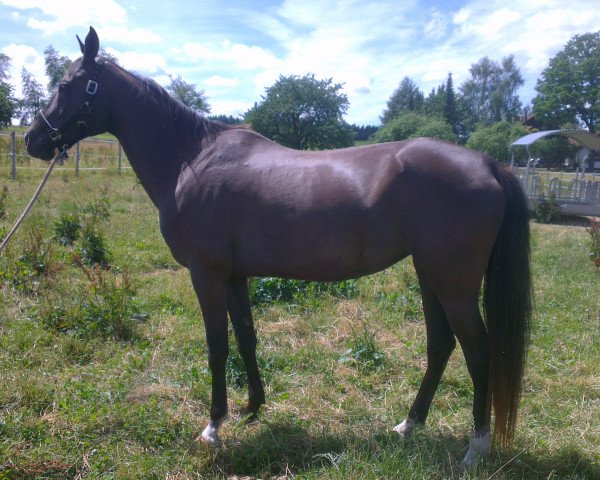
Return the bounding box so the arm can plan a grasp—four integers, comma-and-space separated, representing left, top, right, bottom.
0, 171, 599, 479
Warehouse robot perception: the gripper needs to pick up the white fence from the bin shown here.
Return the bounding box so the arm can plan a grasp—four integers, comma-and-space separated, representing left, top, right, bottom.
513, 167, 600, 216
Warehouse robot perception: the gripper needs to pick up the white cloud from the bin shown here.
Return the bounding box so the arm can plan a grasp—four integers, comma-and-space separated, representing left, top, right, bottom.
453, 7, 471, 25
424, 8, 449, 39
0, 0, 127, 34
99, 26, 161, 45
204, 75, 239, 88
210, 99, 252, 118
180, 41, 282, 72
113, 50, 168, 75
1, 43, 46, 97
117, 52, 168, 75
0, 0, 159, 44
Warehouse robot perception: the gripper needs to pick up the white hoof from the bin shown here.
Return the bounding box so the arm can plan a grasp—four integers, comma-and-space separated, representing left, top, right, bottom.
199, 419, 224, 447
393, 418, 416, 437
462, 432, 490, 467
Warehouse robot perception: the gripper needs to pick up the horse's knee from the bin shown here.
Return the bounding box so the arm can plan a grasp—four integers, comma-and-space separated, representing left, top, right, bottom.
428, 334, 456, 364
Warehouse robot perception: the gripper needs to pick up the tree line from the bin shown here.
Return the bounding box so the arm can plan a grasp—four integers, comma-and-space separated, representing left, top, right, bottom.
1, 31, 598, 163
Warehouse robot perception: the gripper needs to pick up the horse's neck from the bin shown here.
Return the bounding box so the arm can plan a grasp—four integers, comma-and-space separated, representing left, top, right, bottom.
107, 69, 197, 207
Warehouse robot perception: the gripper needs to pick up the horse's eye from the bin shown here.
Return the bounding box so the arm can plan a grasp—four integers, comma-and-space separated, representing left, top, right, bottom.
58, 83, 67, 92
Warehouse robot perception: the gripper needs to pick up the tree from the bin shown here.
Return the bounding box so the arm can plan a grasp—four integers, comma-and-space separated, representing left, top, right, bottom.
0, 53, 17, 127
380, 77, 424, 124
420, 73, 466, 142
99, 48, 120, 65
44, 45, 72, 93
460, 56, 523, 130
18, 68, 46, 126
465, 121, 528, 163
166, 75, 211, 114
371, 110, 456, 144
350, 124, 378, 141
208, 114, 243, 125
245, 74, 354, 150
422, 85, 446, 119
533, 31, 600, 133
443, 73, 462, 139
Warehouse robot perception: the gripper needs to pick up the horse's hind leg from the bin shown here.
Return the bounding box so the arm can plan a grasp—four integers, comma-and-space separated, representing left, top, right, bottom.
442, 297, 491, 465
227, 277, 265, 420
394, 270, 456, 436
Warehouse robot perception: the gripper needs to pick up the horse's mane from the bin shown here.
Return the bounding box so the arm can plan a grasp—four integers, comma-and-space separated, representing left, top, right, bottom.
103, 59, 244, 144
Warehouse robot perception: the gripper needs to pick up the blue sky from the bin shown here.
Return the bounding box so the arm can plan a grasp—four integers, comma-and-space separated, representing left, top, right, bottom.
1, 0, 599, 125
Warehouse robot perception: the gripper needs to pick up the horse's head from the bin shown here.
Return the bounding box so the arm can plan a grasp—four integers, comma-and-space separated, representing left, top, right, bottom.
26, 27, 111, 160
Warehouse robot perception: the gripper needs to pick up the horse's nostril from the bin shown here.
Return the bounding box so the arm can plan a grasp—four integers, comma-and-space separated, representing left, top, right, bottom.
24, 132, 29, 147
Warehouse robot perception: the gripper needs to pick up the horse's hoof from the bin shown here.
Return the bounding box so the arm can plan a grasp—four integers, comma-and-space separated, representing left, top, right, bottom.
198, 421, 221, 447
462, 431, 490, 467
393, 418, 416, 437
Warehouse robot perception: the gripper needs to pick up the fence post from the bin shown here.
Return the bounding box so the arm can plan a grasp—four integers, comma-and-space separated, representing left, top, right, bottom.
75, 141, 80, 176
118, 142, 122, 175
10, 131, 16, 180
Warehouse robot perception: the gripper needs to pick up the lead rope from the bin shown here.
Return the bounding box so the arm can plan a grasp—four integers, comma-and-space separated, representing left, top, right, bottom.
0, 148, 68, 253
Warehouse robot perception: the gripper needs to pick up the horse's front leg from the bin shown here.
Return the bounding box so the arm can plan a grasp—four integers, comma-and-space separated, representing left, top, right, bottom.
190, 265, 229, 446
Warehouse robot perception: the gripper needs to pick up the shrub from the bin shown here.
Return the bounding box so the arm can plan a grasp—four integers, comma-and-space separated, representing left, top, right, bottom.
0, 227, 59, 293
81, 185, 111, 221
339, 326, 385, 371
371, 111, 456, 143
249, 277, 358, 306
53, 212, 81, 246
0, 185, 8, 220
34, 263, 141, 341
587, 218, 600, 268
78, 224, 111, 267
533, 194, 562, 224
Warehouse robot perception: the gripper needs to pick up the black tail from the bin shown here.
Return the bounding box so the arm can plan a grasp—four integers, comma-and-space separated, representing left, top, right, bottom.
485, 163, 532, 445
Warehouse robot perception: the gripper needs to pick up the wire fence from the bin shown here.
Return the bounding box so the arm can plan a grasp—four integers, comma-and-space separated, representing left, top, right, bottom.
0, 130, 132, 178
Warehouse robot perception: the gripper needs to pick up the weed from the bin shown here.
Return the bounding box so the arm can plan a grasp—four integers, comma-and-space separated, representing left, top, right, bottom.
53, 211, 81, 246
34, 263, 141, 341
0, 227, 59, 292
587, 217, 600, 268
81, 184, 111, 222
0, 184, 8, 220
250, 277, 358, 306
226, 339, 248, 388
78, 224, 111, 266
533, 194, 562, 223
339, 326, 385, 371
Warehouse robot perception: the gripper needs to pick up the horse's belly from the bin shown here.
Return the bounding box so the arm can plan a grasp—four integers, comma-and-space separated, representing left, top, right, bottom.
234, 215, 409, 281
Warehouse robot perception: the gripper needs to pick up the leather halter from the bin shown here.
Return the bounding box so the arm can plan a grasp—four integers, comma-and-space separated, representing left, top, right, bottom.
38, 58, 104, 155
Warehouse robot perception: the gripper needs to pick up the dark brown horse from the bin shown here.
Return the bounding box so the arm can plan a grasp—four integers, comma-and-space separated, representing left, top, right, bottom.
25, 28, 532, 465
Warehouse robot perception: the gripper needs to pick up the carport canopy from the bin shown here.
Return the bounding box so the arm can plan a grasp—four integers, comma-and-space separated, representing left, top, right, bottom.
510, 129, 600, 150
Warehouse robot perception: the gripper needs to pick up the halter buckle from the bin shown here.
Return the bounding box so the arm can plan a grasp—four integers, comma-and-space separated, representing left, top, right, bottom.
86, 80, 98, 95
49, 129, 62, 141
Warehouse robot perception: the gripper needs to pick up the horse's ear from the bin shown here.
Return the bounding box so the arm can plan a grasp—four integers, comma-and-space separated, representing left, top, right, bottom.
77, 35, 85, 54
82, 26, 100, 63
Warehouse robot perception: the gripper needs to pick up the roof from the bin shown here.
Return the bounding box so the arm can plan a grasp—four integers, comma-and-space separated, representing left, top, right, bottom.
510, 129, 600, 150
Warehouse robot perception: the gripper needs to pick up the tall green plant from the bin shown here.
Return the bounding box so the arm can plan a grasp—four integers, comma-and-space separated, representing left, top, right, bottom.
587, 218, 600, 268
0, 185, 8, 220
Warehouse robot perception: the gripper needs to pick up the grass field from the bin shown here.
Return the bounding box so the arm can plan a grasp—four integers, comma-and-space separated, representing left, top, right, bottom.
0, 169, 599, 479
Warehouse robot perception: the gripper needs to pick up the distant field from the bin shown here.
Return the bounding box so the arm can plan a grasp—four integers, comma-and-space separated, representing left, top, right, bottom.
0, 164, 598, 479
